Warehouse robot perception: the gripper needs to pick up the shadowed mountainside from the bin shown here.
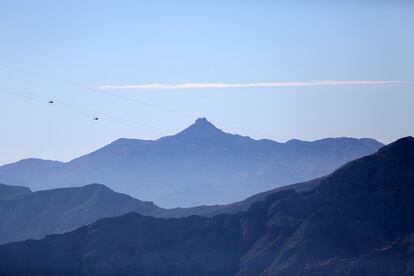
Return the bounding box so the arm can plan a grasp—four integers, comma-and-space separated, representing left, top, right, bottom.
0, 183, 161, 244
0, 183, 31, 200
0, 136, 412, 275
0, 178, 318, 245
0, 118, 383, 207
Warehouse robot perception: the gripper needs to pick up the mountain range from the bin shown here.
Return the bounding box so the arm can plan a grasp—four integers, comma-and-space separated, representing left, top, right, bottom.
0, 183, 161, 244
0, 183, 30, 200
0, 136, 412, 275
0, 174, 318, 245
0, 118, 383, 207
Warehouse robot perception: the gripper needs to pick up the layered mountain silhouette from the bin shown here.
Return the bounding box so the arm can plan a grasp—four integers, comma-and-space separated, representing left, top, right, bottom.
0, 118, 383, 207
0, 183, 30, 200
0, 178, 318, 245
0, 183, 161, 244
0, 137, 412, 275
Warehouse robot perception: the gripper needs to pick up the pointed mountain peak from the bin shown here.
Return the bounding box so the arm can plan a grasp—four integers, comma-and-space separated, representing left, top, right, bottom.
194, 117, 215, 128
178, 118, 224, 137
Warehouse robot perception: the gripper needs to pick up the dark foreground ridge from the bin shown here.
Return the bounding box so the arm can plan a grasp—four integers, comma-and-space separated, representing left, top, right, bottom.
0, 136, 412, 275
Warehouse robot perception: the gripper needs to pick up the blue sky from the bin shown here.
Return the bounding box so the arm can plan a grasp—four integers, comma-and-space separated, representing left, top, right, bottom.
0, 0, 413, 164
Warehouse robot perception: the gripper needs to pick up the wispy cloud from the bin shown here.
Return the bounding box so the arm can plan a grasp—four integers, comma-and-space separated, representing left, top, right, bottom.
98, 80, 408, 91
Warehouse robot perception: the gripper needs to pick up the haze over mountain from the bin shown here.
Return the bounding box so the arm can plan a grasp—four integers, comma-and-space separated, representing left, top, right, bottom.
0, 178, 318, 245
0, 183, 31, 201
0, 183, 161, 244
0, 137, 412, 275
0, 118, 383, 207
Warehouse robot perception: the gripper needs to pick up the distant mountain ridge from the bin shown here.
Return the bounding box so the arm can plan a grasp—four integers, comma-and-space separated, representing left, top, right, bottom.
0, 137, 411, 275
0, 183, 31, 200
0, 179, 318, 245
0, 183, 161, 244
0, 118, 383, 207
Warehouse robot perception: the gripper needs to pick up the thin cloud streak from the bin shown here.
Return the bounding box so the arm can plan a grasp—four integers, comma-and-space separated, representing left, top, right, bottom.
99, 80, 408, 91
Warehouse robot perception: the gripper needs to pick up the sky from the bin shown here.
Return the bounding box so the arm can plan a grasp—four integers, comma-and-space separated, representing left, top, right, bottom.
0, 0, 413, 165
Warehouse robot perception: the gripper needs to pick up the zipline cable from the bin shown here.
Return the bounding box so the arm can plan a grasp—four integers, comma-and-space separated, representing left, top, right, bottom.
0, 62, 282, 141
0, 84, 288, 168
